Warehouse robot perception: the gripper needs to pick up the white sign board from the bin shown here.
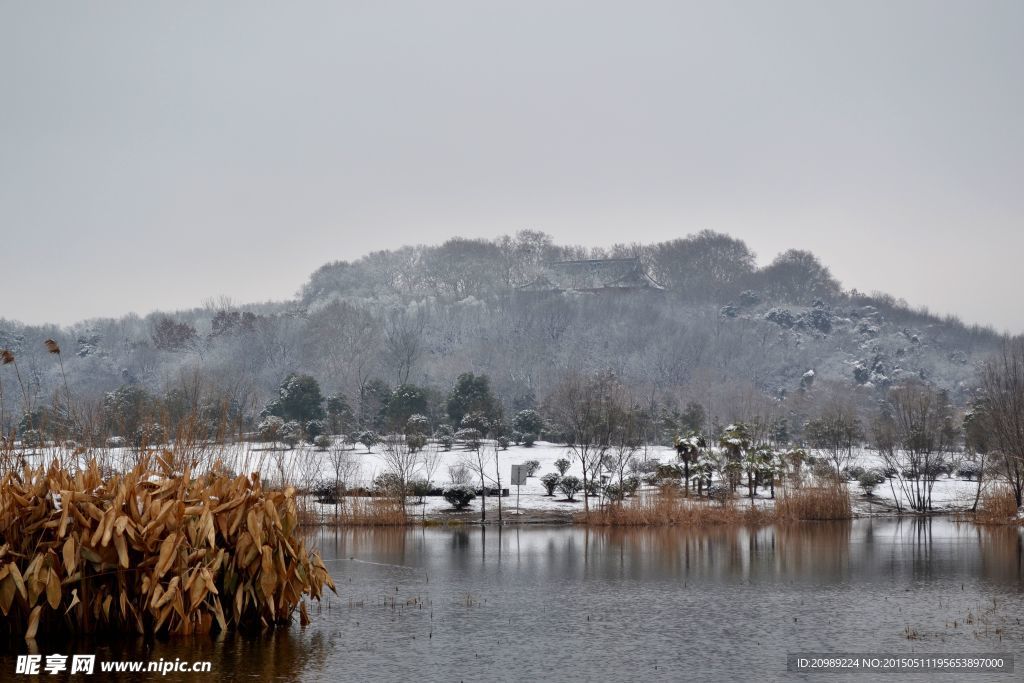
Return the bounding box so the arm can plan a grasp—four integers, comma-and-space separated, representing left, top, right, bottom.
510, 464, 529, 486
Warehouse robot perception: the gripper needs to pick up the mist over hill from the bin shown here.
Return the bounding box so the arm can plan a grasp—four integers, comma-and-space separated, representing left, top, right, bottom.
0, 231, 1004, 439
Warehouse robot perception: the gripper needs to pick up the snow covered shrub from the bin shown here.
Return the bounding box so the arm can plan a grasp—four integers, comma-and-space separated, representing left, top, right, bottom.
406, 433, 427, 452
706, 484, 731, 505
257, 416, 285, 443
766, 308, 796, 328
523, 432, 537, 447
540, 473, 561, 496
510, 430, 524, 445
554, 458, 571, 475
105, 435, 126, 448
406, 414, 430, 435
305, 419, 326, 441
584, 478, 601, 497
622, 476, 641, 497
357, 430, 380, 452
603, 481, 627, 502
957, 460, 982, 481
455, 428, 482, 449
558, 476, 582, 501
314, 435, 333, 450
21, 430, 42, 448
443, 485, 476, 510
523, 460, 541, 477
847, 465, 866, 481
460, 411, 491, 435
496, 435, 510, 450
439, 434, 454, 451
858, 469, 886, 495
373, 472, 405, 496
655, 463, 684, 484
281, 421, 302, 449
408, 479, 431, 503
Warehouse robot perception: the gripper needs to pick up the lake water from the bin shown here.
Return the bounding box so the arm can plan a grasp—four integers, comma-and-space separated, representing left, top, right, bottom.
4, 519, 1023, 681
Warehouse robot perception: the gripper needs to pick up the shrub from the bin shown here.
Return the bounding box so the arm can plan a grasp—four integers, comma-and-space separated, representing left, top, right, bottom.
540, 473, 561, 496
510, 430, 524, 445
439, 434, 454, 451
357, 430, 380, 452
497, 435, 510, 450
281, 420, 302, 449
408, 478, 431, 503
523, 432, 537, 447
857, 469, 886, 495
706, 484, 731, 505
406, 414, 431, 435
523, 459, 541, 477
105, 435, 126, 448
604, 482, 627, 502
622, 476, 641, 497
21, 430, 43, 448
584, 478, 601, 496
314, 435, 333, 450
957, 460, 982, 481
305, 419, 326, 441
554, 458, 571, 475
373, 472, 406, 497
847, 465, 866, 481
443, 484, 476, 510
655, 463, 684, 483
407, 433, 427, 452
257, 416, 284, 443
455, 428, 482, 449
558, 475, 583, 501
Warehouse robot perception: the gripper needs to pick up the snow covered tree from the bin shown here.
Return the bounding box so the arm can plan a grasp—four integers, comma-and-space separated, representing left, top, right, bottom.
264, 373, 325, 424
511, 409, 544, 437
447, 373, 501, 426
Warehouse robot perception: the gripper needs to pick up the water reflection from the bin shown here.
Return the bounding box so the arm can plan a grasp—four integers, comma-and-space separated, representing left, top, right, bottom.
2, 520, 1021, 681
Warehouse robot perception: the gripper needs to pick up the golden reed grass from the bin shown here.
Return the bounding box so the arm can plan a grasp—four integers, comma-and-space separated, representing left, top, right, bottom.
580, 487, 773, 527
972, 486, 1021, 525
0, 454, 335, 640
581, 484, 851, 526
775, 485, 852, 521
322, 496, 409, 526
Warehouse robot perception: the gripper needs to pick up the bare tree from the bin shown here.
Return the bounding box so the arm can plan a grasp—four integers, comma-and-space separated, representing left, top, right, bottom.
873, 382, 959, 512
979, 338, 1024, 507
545, 371, 620, 518
804, 399, 862, 478
418, 442, 443, 521
379, 434, 420, 511
327, 444, 362, 522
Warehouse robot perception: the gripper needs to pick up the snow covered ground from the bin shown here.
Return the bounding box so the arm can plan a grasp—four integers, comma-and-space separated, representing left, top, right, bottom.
14, 440, 1005, 518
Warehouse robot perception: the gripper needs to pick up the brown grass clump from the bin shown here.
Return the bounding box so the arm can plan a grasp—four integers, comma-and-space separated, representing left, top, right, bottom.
325, 496, 409, 526
775, 485, 852, 521
0, 455, 335, 640
580, 488, 772, 527
973, 486, 1021, 525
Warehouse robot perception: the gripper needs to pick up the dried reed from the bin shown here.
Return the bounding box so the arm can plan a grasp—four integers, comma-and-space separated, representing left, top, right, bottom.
581, 487, 772, 527
775, 485, 852, 521
972, 486, 1021, 525
0, 454, 335, 640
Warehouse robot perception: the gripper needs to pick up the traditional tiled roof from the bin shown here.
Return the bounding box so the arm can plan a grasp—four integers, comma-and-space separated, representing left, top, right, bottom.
519, 258, 663, 292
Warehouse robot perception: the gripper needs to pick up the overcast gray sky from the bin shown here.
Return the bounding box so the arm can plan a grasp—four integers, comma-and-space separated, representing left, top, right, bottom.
1, 1, 1022, 331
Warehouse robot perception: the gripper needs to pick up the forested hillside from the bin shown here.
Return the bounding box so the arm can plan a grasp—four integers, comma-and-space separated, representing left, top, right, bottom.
0, 231, 1003, 442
